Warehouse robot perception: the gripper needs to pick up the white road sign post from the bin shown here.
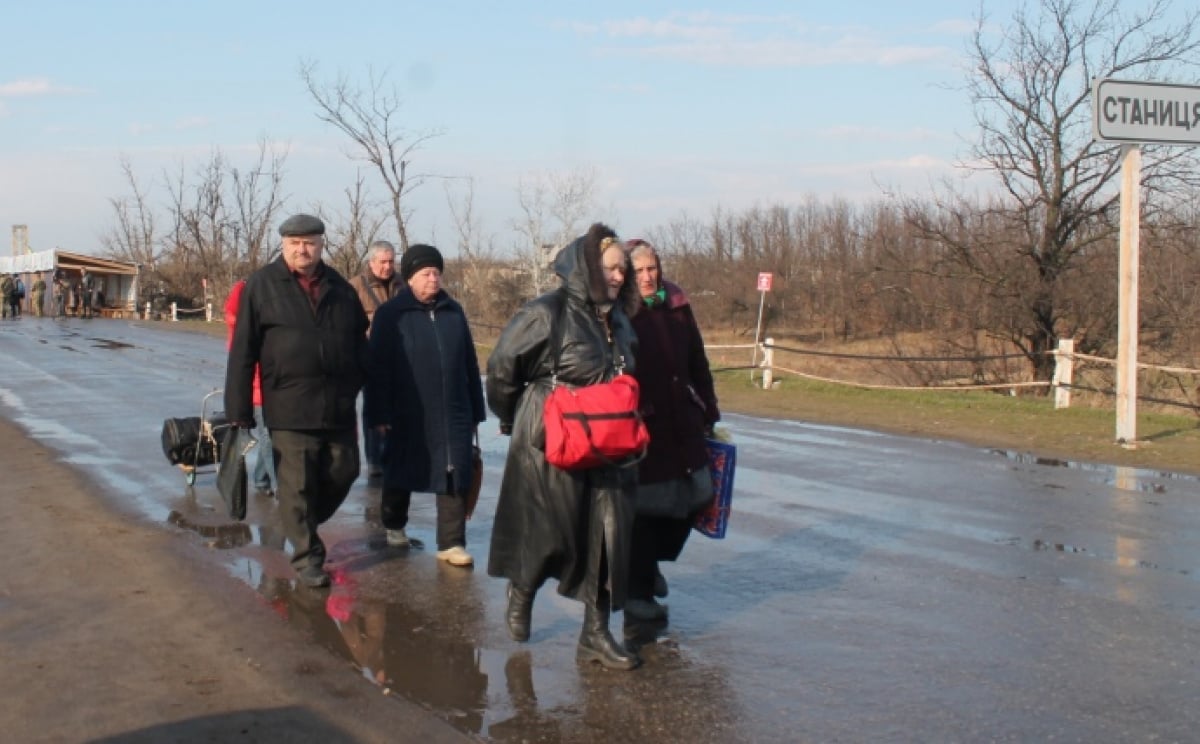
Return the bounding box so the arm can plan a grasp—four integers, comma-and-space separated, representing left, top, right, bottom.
1092, 78, 1200, 445
750, 272, 773, 384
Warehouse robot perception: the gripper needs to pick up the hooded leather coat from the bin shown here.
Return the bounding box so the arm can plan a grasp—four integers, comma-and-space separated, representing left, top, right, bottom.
486, 235, 639, 607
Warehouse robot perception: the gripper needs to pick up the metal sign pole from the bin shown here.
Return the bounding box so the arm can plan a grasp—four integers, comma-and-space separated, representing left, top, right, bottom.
750, 289, 766, 382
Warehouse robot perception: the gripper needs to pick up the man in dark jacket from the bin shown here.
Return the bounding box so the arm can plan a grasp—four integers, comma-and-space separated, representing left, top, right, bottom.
225, 213, 369, 588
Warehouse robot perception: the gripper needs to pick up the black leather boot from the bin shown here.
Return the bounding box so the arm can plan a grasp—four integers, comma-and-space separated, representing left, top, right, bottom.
506, 582, 534, 642
577, 593, 640, 670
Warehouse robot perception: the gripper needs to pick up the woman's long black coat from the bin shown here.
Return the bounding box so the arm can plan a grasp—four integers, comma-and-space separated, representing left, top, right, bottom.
365, 288, 485, 495
485, 239, 639, 607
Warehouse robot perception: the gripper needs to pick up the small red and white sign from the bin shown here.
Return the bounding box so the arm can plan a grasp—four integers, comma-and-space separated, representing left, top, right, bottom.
756, 272, 773, 292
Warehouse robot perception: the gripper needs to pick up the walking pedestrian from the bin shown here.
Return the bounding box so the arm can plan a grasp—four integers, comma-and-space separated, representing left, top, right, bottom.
349, 240, 401, 479
365, 243, 485, 566
622, 239, 721, 628
486, 222, 644, 670
225, 213, 369, 588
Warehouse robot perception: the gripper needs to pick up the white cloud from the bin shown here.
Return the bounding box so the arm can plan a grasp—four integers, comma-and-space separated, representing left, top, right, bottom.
0, 78, 81, 97
569, 13, 955, 68
173, 116, 212, 131
817, 125, 949, 143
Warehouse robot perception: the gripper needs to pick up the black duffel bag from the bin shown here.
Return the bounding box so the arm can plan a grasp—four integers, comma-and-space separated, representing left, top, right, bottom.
161, 416, 217, 466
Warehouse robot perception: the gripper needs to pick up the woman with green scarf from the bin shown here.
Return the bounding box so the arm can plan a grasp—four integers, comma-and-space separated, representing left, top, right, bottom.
624, 239, 721, 627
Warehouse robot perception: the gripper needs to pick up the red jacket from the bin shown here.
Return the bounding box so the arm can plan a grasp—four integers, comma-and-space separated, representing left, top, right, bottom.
224, 281, 263, 407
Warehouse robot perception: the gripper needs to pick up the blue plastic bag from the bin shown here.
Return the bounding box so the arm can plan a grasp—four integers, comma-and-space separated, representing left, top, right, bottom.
694, 438, 736, 539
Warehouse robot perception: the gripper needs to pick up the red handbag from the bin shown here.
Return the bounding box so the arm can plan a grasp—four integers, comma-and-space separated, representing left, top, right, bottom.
544, 374, 650, 470
542, 300, 650, 470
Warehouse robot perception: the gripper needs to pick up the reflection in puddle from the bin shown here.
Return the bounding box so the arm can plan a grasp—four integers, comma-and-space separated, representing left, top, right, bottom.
166, 509, 252, 549
256, 569, 492, 735
1026, 537, 1188, 575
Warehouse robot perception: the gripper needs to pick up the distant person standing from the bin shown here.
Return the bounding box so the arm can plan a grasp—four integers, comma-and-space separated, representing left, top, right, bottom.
349, 240, 401, 479
31, 276, 46, 317
1, 274, 14, 319
53, 272, 68, 318
225, 213, 369, 589
79, 269, 95, 319
14, 276, 25, 317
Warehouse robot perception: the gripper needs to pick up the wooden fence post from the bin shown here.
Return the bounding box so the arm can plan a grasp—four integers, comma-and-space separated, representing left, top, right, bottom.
205, 303, 213, 322
762, 338, 774, 390
170, 302, 178, 322
1053, 338, 1074, 409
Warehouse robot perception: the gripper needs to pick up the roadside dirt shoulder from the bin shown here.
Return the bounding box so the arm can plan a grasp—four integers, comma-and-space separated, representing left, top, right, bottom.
0, 416, 466, 743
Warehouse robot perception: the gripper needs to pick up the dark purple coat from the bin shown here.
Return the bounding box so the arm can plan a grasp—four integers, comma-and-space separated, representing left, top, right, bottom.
630, 280, 719, 485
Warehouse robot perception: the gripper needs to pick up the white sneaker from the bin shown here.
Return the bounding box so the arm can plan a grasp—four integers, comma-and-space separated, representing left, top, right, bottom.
386, 528, 410, 547
436, 545, 474, 566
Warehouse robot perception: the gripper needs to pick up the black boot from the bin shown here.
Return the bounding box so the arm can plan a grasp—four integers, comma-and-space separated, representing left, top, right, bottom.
577, 593, 640, 670
506, 582, 534, 642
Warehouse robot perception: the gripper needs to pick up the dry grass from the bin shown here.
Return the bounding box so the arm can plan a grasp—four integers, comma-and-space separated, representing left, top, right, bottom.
716, 371, 1200, 477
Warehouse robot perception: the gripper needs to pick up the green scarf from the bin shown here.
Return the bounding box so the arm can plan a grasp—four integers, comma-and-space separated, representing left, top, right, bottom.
643, 287, 666, 307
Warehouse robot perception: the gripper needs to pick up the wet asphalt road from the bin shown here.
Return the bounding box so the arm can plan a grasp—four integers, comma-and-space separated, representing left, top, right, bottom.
2, 316, 1199, 742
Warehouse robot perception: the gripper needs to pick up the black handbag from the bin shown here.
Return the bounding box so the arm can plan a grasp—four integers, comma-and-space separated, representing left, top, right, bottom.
217, 427, 256, 520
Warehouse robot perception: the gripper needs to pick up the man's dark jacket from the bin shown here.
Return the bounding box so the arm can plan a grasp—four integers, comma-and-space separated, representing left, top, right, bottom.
225, 258, 368, 431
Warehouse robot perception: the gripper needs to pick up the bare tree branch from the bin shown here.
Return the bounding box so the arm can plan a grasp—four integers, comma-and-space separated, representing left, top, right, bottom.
299, 60, 445, 253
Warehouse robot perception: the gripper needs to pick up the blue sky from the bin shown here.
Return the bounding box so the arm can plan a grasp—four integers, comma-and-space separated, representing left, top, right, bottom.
1, 1, 1014, 256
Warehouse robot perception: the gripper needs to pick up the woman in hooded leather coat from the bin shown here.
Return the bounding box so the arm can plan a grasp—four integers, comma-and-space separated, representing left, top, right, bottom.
486, 222, 643, 670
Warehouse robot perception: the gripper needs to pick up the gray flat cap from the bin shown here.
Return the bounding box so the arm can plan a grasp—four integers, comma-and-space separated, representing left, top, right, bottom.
278, 213, 326, 237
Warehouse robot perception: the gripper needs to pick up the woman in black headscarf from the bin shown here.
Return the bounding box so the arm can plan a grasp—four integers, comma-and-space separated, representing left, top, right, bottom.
486, 223, 643, 670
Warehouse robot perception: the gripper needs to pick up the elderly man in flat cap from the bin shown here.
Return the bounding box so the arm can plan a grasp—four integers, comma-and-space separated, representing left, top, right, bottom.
225, 213, 369, 588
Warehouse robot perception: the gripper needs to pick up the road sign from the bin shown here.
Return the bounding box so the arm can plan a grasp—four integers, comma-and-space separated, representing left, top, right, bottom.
757, 272, 773, 292
1092, 78, 1200, 145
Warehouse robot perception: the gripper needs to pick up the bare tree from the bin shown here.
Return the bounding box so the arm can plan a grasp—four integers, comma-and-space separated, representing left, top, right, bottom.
321, 173, 389, 279
228, 137, 289, 274
300, 61, 443, 253
909, 0, 1200, 381
157, 142, 288, 306
445, 177, 511, 320
511, 167, 598, 296
102, 156, 158, 269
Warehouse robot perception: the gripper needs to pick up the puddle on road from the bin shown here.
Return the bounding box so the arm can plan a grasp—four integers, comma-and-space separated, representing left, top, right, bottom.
998, 536, 1192, 577
166, 510, 253, 549
90, 338, 135, 350
256, 571, 498, 734
988, 448, 1198, 494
